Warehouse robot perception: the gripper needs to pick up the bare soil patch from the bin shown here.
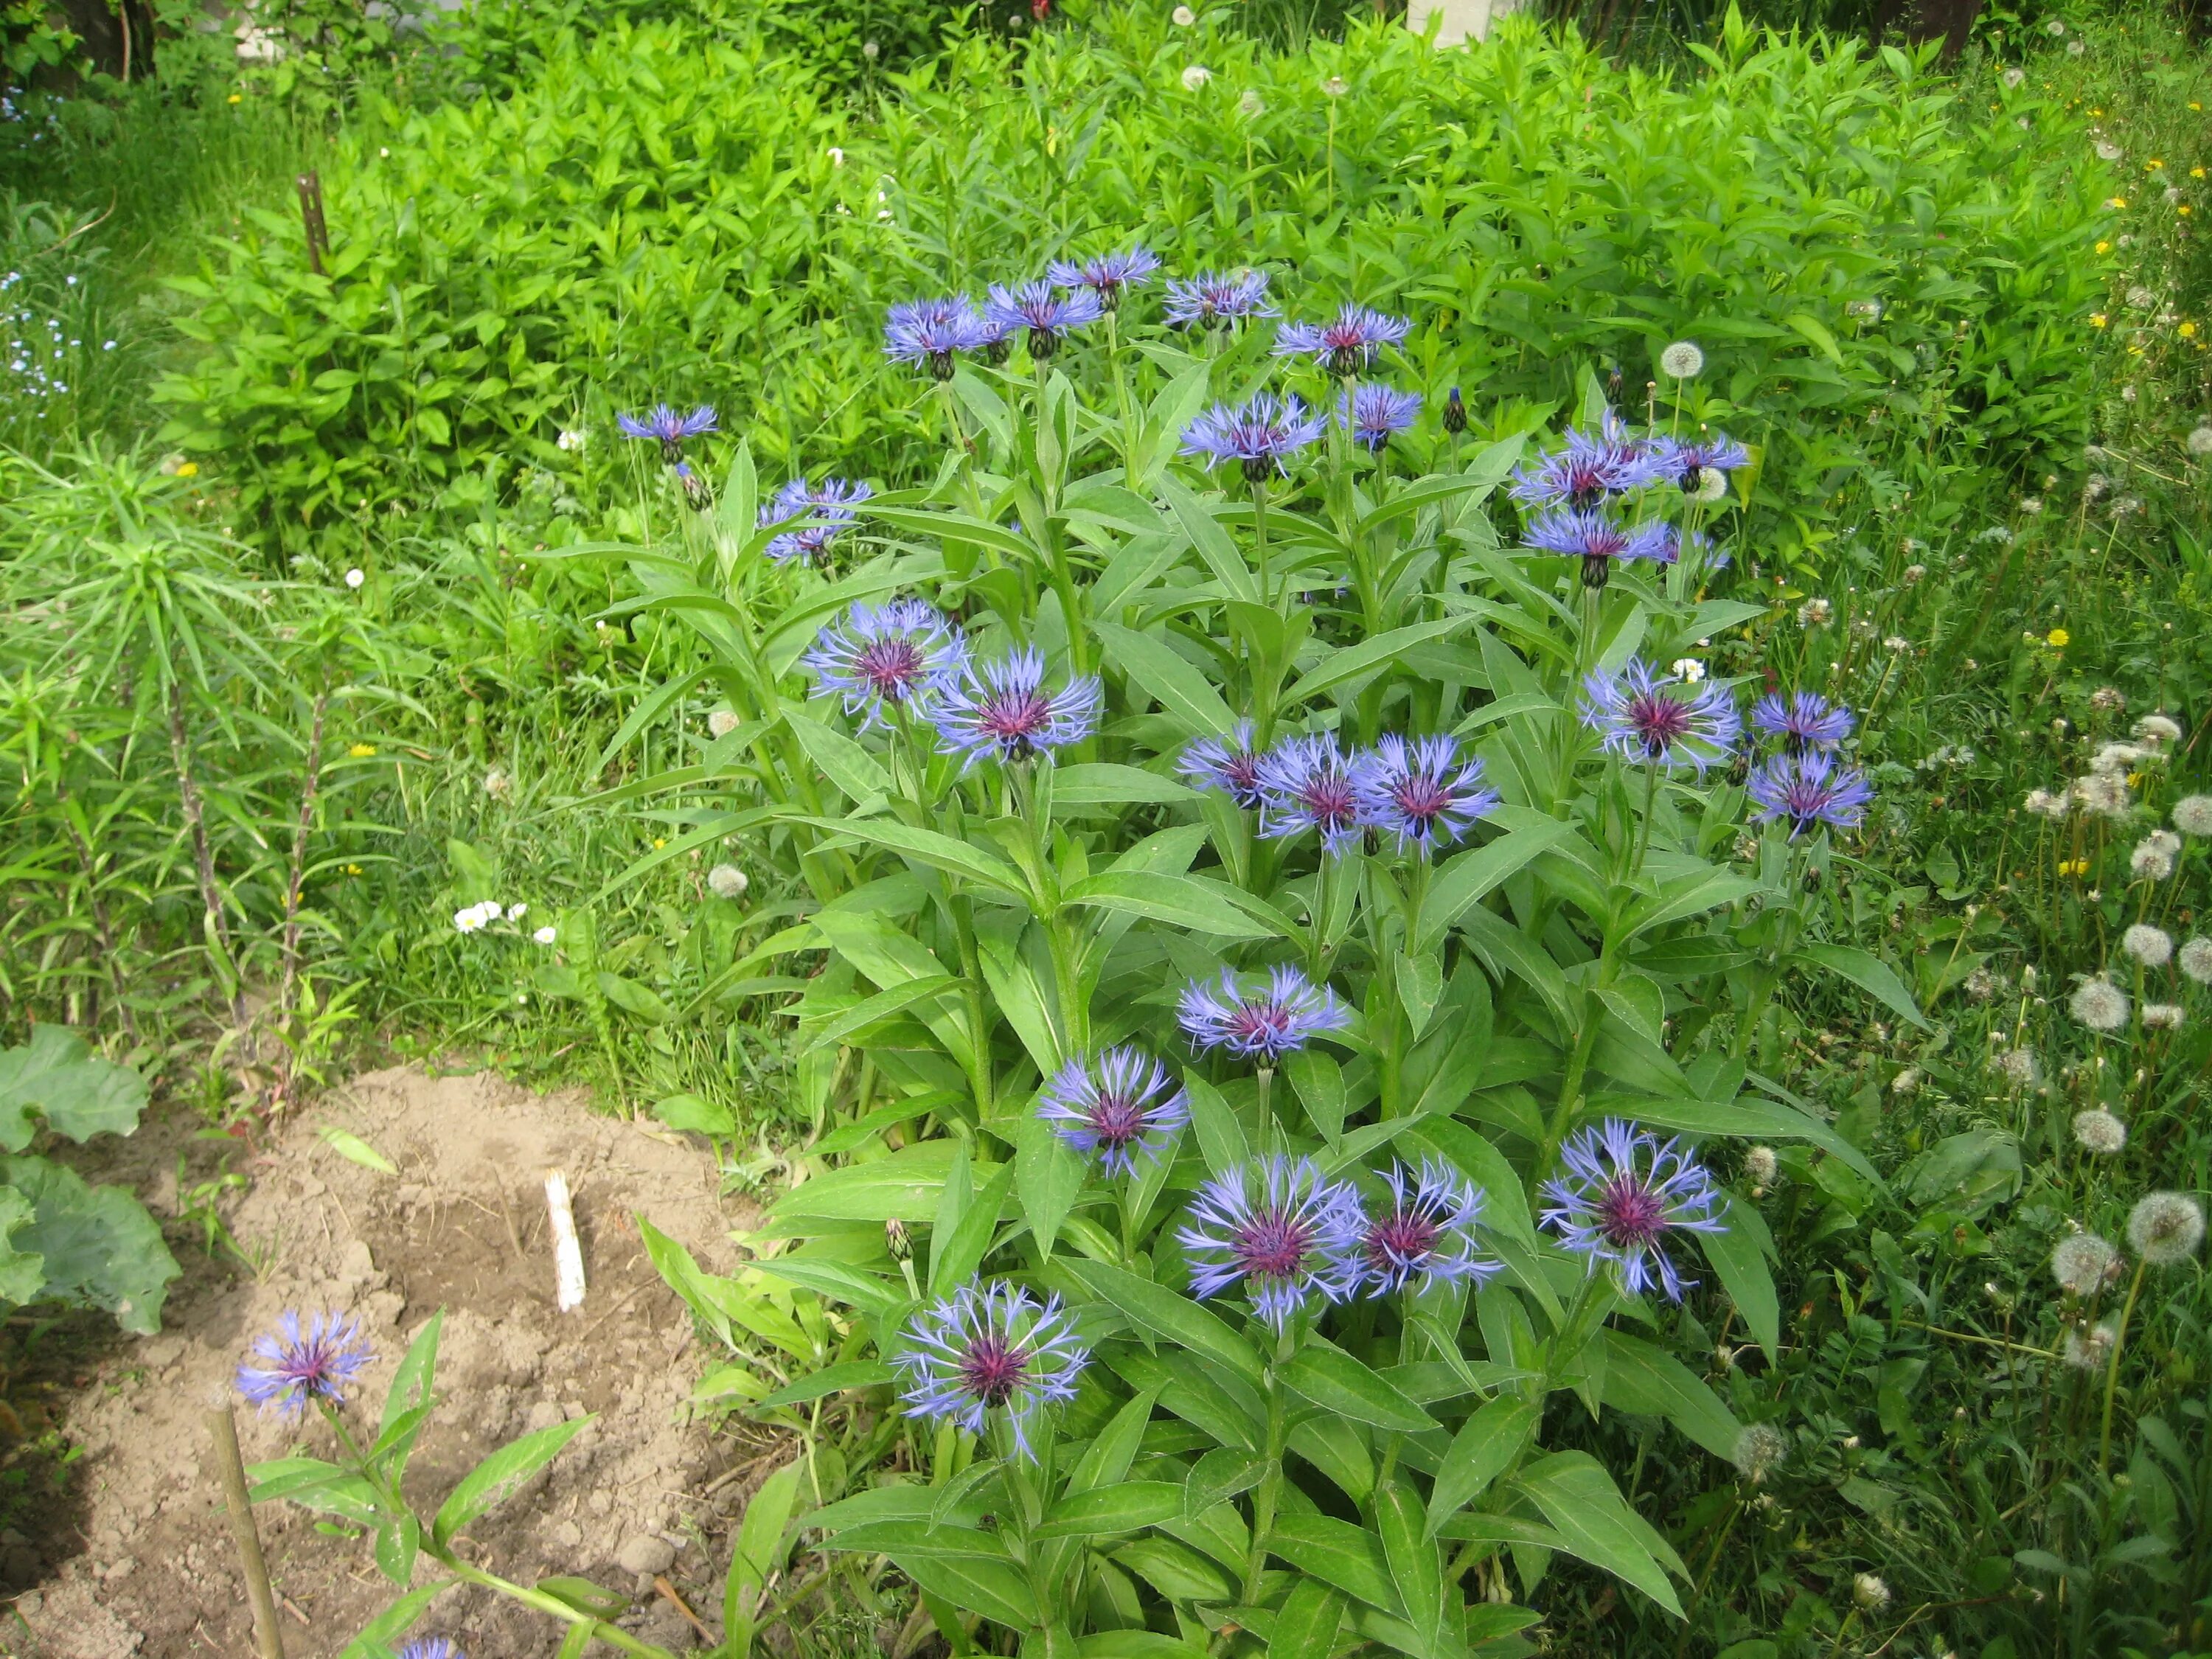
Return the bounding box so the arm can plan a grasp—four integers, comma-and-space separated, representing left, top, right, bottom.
8, 1064, 770, 1659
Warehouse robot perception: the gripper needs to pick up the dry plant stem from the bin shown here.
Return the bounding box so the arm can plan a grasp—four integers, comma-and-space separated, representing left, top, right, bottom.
209, 1405, 286, 1659
546, 1169, 588, 1312
169, 681, 248, 1032
274, 687, 330, 1107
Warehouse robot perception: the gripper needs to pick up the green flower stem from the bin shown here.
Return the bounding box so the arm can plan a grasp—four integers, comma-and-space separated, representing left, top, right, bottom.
946, 890, 997, 1123
1250, 475, 1273, 608
1240, 1331, 1295, 1605
2097, 1257, 2150, 1475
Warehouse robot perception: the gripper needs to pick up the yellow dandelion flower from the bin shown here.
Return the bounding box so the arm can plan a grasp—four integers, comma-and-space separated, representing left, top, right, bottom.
175, 462, 199, 478
2147, 159, 2165, 170
345, 863, 364, 875
2183, 322, 2199, 338
2194, 102, 2205, 111
2183, 206, 2195, 217
227, 93, 242, 104
2193, 167, 2207, 179
349, 742, 378, 757
2096, 241, 2112, 254
2108, 197, 2129, 209
2046, 627, 2070, 648
2091, 312, 2110, 327
653, 837, 667, 849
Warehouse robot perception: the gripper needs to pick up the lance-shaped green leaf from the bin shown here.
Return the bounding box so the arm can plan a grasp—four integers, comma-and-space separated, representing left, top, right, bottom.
1092, 619, 1237, 737
788, 814, 1031, 900
762, 1139, 962, 1231
1697, 1200, 1781, 1359
1375, 1478, 1450, 1656
1280, 619, 1462, 710
1279, 1342, 1433, 1432
1787, 942, 1930, 1029
1059, 871, 1274, 939
757, 1360, 897, 1410
1414, 820, 1573, 953
432, 1416, 595, 1545
1061, 1258, 1264, 1388
1512, 1452, 1686, 1615
1267, 1576, 1349, 1659
797, 975, 963, 1055
1599, 1329, 1744, 1460
1426, 1394, 1540, 1536
1034, 1482, 1186, 1540
1266, 1510, 1405, 1614
785, 706, 892, 805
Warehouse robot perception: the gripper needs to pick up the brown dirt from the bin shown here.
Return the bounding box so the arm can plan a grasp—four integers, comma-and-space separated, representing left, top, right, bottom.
7, 1064, 776, 1659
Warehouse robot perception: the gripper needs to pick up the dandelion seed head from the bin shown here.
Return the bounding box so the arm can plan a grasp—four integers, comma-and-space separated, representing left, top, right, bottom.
1658, 340, 1705, 379
2071, 1108, 2126, 1154
2051, 1231, 2122, 1295
2172, 794, 2212, 835
1731, 1422, 1788, 1481
2070, 976, 2129, 1032
2127, 1192, 2205, 1266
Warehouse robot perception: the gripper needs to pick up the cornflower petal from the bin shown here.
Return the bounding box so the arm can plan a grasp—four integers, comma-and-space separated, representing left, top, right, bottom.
1538, 1119, 1727, 1301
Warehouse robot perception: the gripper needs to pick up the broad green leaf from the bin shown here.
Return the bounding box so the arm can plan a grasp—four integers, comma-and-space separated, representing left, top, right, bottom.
1281, 619, 1461, 709
248, 1455, 383, 1523
1599, 1330, 1744, 1461
748, 1255, 903, 1317
336, 1582, 453, 1659
1788, 942, 1930, 1030
0, 1026, 147, 1150
1034, 1482, 1185, 1539
1060, 871, 1274, 939
1051, 763, 1198, 806
930, 1158, 1014, 1295
1, 1155, 178, 1332
1180, 1074, 1250, 1177
756, 1361, 896, 1410
1067, 1388, 1161, 1496
1279, 1342, 1433, 1433
1267, 1509, 1404, 1614
883, 1554, 1044, 1630
1183, 1447, 1267, 1518
1092, 620, 1237, 737
1267, 1576, 1349, 1659
1416, 821, 1573, 953
1698, 1204, 1781, 1359
798, 975, 964, 1055
1513, 1452, 1684, 1615
378, 1310, 444, 1455
1061, 1259, 1264, 1388
762, 1139, 961, 1231
1284, 1050, 1346, 1141
785, 706, 891, 805
1077, 1636, 1211, 1659
1113, 1534, 1239, 1604
790, 814, 1029, 900
375, 1512, 421, 1585
318, 1125, 398, 1177
1374, 1479, 1447, 1656
0, 1189, 41, 1309
1615, 1093, 1879, 1184
432, 1416, 595, 1545
1426, 1394, 1540, 1536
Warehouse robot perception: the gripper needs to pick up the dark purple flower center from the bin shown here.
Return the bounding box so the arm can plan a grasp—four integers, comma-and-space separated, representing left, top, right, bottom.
957, 1335, 1031, 1406
857, 637, 927, 698
981, 689, 1053, 748
1085, 1090, 1147, 1150
1298, 774, 1358, 828
1230, 996, 1295, 1048
1596, 1176, 1669, 1248
1222, 754, 1262, 799
1234, 1211, 1313, 1279
1366, 1211, 1439, 1267
1392, 776, 1452, 826
1627, 693, 1694, 754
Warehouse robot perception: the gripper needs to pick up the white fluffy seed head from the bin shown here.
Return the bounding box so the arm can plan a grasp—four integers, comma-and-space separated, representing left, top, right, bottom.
1797, 597, 1832, 627
2024, 788, 2070, 821
2070, 977, 2129, 1032
1660, 340, 1705, 379
2129, 841, 2174, 881
1743, 1145, 1778, 1186
1853, 1573, 1891, 1613
2189, 425, 2212, 457
2142, 1001, 2185, 1030
1180, 63, 1211, 88
708, 709, 742, 738
2071, 1109, 2127, 1155
2122, 923, 2173, 966
2133, 714, 2182, 748
2072, 772, 2132, 818
2090, 742, 2143, 777
1731, 1422, 1789, 1481
2173, 794, 2212, 836
2062, 1321, 2116, 1371
1997, 1048, 2041, 1090
482, 765, 512, 800
2051, 1231, 2122, 1295
1891, 1067, 1921, 1096
2179, 936, 2212, 984
1172, 3, 1196, 21
2128, 1193, 2206, 1266
707, 863, 749, 900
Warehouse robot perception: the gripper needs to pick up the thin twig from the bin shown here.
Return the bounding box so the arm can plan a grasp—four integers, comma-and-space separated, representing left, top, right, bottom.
209, 1407, 285, 1659
652, 1576, 716, 1644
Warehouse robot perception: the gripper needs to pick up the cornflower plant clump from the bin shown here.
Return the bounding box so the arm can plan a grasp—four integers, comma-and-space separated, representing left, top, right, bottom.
340, 260, 1905, 1659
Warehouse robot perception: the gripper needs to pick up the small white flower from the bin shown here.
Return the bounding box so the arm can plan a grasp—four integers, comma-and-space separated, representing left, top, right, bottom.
2072, 1108, 2126, 1154
1238, 88, 1265, 118
2122, 923, 2172, 966
556, 427, 585, 453
2172, 793, 2212, 835
2051, 1231, 2121, 1294
454, 900, 501, 934
2189, 425, 2212, 457
827, 146, 845, 167
1658, 340, 1705, 379
2178, 936, 2212, 984
708, 863, 749, 900
1669, 657, 1705, 683
1797, 597, 1832, 628
2128, 1192, 2205, 1266
344, 568, 365, 589
533, 925, 558, 946
1181, 63, 1211, 88
2070, 975, 2129, 1032
506, 902, 529, 922
1852, 1573, 1891, 1613
708, 709, 743, 738
1321, 73, 1348, 96
1172, 4, 1195, 21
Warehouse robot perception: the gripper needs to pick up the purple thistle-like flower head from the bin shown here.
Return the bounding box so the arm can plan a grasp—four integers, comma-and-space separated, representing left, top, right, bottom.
1339, 383, 1423, 452
1359, 1161, 1503, 1295
1580, 656, 1741, 774
984, 280, 1103, 361
1351, 734, 1501, 855
891, 1282, 1088, 1459
1047, 246, 1161, 311
931, 647, 1102, 769
1181, 392, 1328, 484
1038, 1046, 1189, 1175
617, 403, 719, 465
801, 599, 967, 731
397, 1642, 464, 1659
237, 1311, 375, 1419
1659, 433, 1751, 493
1510, 410, 1668, 510
1178, 964, 1349, 1062
1254, 732, 1364, 854
1746, 751, 1875, 837
1178, 720, 1267, 809
1521, 507, 1677, 590
1750, 691, 1854, 753
761, 476, 873, 563
1162, 270, 1277, 329
1178, 1155, 1366, 1329
884, 296, 994, 380
1538, 1119, 1727, 1301
1274, 304, 1413, 376
1441, 385, 1468, 435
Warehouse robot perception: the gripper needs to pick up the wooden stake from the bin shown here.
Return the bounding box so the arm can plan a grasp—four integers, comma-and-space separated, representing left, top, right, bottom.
296, 173, 329, 276
209, 1406, 287, 1659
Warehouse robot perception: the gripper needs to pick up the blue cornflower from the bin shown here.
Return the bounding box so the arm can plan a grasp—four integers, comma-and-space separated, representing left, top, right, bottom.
1162, 270, 1277, 329
883, 296, 994, 380
1509, 411, 1668, 509
617, 403, 719, 465
1540, 1119, 1727, 1302
891, 1282, 1089, 1460
1520, 507, 1677, 590
1047, 246, 1161, 312
1178, 1155, 1366, 1330
1178, 720, 1267, 809
1274, 304, 1412, 376
1658, 433, 1751, 493
1180, 393, 1328, 484
1357, 1161, 1503, 1295
984, 280, 1103, 361
931, 647, 1102, 768
1580, 655, 1741, 774
1746, 751, 1875, 837
1254, 732, 1364, 854
1339, 383, 1423, 452
1037, 1047, 1189, 1175
237, 1312, 375, 1419
1178, 964, 1349, 1062
801, 599, 967, 731
1350, 734, 1501, 855
397, 1642, 464, 1659
761, 476, 873, 563
1750, 691, 1854, 753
